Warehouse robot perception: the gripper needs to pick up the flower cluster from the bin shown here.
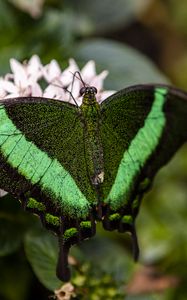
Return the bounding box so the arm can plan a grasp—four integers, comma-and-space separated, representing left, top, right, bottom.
0, 55, 115, 106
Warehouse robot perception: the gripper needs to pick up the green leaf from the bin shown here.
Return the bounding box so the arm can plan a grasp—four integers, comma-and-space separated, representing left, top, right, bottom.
24, 229, 61, 291
0, 218, 23, 256
65, 0, 153, 35
78, 229, 135, 282
137, 144, 187, 266
0, 1, 17, 32
0, 194, 32, 256
0, 252, 31, 300
75, 39, 169, 90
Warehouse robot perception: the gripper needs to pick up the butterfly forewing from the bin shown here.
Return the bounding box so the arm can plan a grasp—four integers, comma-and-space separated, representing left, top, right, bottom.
0, 97, 97, 218
100, 85, 187, 213
100, 86, 158, 208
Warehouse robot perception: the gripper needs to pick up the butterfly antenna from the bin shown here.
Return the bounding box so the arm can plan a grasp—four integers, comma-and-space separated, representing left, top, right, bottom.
65, 87, 79, 107
67, 70, 89, 105
70, 71, 87, 87
66, 70, 82, 104
51, 82, 78, 107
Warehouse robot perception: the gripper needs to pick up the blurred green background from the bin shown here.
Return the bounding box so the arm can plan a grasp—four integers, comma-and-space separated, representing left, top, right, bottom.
0, 0, 187, 299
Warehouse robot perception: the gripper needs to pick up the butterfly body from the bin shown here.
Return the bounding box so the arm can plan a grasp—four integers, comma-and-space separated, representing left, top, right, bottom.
80, 86, 104, 189
0, 84, 187, 281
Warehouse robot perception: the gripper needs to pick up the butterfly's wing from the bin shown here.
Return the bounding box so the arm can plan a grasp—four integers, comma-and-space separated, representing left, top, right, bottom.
100, 85, 187, 253
0, 97, 97, 281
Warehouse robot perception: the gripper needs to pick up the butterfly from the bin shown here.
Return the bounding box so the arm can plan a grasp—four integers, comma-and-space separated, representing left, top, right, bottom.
0, 83, 187, 281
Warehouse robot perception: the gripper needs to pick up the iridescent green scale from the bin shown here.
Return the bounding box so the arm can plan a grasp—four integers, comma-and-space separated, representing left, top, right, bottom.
0, 84, 187, 281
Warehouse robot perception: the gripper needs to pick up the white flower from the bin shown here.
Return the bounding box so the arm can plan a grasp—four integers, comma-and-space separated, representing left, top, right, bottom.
42, 59, 62, 82
54, 282, 76, 300
1, 55, 115, 105
1, 55, 43, 98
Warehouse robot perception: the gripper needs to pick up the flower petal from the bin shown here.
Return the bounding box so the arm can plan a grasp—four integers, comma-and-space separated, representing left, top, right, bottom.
60, 58, 79, 87
27, 55, 43, 81
81, 60, 96, 83
10, 58, 28, 88
1, 80, 18, 94
99, 90, 115, 102
43, 59, 61, 82
89, 70, 109, 91
43, 84, 65, 100
31, 82, 43, 97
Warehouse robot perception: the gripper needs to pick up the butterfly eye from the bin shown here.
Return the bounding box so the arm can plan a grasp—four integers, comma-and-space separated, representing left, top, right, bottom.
92, 87, 97, 94
80, 87, 86, 96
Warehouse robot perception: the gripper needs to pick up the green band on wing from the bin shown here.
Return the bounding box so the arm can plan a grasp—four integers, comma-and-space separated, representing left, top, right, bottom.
106, 87, 168, 210
0, 105, 90, 219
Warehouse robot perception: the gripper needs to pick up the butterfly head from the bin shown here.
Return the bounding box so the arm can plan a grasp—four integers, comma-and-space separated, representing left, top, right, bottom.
80, 86, 98, 106
80, 86, 97, 97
